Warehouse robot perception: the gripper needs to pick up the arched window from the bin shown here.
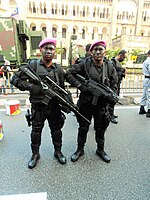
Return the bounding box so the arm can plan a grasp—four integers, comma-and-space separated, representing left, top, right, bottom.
62, 28, 66, 38
83, 10, 85, 17
106, 8, 109, 18
52, 8, 54, 14
73, 9, 75, 16
29, 2, 32, 13
62, 48, 66, 59
42, 27, 47, 37
55, 5, 57, 14
93, 11, 95, 17
33, 6, 36, 13
100, 13, 103, 18
82, 29, 85, 39
32, 26, 36, 31
130, 29, 132, 34
62, 9, 64, 15
73, 28, 76, 35
44, 7, 46, 14
52, 27, 57, 38
143, 16, 146, 21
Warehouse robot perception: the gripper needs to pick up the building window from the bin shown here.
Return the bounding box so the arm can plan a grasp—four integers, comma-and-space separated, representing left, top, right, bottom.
33, 7, 36, 13
32, 26, 36, 31
52, 28, 57, 38
82, 29, 85, 39
143, 16, 146, 21
44, 7, 46, 14
42, 27, 47, 37
62, 48, 66, 59
62, 9, 64, 15
92, 30, 94, 40
73, 9, 75, 16
62, 28, 66, 38
55, 8, 57, 14
130, 29, 132, 34
83, 10, 85, 17
52, 8, 54, 14
73, 28, 76, 35
93, 12, 95, 17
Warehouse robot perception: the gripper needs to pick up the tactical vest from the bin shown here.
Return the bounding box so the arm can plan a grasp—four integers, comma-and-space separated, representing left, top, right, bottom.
28, 59, 64, 88
83, 57, 115, 86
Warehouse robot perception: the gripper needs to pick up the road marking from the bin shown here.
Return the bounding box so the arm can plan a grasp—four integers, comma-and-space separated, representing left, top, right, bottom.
0, 192, 47, 200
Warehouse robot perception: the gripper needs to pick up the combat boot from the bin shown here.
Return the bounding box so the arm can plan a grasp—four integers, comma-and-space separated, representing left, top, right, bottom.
96, 149, 111, 163
139, 106, 147, 114
71, 148, 84, 162
71, 132, 87, 162
28, 144, 40, 169
146, 109, 150, 118
95, 128, 111, 163
28, 154, 40, 169
54, 150, 67, 164
110, 115, 118, 124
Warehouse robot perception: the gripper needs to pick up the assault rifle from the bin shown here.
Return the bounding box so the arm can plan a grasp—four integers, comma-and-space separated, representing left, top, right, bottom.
20, 66, 91, 124
76, 74, 120, 106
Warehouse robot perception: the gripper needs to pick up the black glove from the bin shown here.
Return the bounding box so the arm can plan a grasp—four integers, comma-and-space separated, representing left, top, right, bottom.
17, 80, 33, 91
29, 84, 44, 95
78, 84, 90, 93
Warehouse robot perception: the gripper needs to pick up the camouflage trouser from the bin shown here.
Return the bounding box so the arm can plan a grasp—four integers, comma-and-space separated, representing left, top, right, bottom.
140, 78, 150, 109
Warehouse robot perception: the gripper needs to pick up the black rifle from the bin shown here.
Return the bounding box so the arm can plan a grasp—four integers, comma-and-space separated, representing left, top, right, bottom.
76, 74, 120, 106
20, 66, 91, 124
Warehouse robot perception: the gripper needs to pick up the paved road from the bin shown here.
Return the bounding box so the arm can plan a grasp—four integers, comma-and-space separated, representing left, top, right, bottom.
0, 106, 150, 200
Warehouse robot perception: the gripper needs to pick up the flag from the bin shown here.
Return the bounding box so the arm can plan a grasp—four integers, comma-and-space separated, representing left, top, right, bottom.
11, 7, 19, 17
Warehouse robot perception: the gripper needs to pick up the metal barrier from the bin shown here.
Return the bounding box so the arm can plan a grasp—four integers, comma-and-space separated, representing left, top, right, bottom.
0, 68, 144, 95
121, 67, 143, 94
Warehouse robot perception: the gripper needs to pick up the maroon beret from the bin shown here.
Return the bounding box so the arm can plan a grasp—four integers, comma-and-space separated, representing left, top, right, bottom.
38, 38, 57, 48
89, 40, 106, 52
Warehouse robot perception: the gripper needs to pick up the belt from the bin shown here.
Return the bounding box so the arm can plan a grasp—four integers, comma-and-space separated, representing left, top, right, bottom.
145, 76, 150, 78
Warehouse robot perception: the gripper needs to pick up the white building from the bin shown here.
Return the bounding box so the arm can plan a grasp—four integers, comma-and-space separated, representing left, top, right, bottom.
0, 0, 150, 66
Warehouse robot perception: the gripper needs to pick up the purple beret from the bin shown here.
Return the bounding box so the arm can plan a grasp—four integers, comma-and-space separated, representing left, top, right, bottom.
38, 38, 57, 48
89, 40, 106, 52
147, 50, 150, 55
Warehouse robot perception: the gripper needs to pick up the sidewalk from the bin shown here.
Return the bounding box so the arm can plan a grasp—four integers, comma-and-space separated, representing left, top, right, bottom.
0, 91, 142, 108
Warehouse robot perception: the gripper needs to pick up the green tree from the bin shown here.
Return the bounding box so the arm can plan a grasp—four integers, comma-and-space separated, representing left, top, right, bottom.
106, 48, 120, 59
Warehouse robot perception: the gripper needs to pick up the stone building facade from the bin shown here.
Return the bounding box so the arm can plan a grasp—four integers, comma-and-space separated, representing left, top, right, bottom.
0, 0, 150, 66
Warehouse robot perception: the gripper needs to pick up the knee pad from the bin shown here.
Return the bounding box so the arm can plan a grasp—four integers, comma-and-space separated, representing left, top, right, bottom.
32, 122, 44, 132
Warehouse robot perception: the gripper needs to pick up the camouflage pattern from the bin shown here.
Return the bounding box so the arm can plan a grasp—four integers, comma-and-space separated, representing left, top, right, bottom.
0, 17, 17, 64
0, 17, 44, 66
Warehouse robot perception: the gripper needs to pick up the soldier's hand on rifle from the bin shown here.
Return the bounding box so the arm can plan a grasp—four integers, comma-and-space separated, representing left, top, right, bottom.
29, 84, 44, 95
78, 84, 90, 93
